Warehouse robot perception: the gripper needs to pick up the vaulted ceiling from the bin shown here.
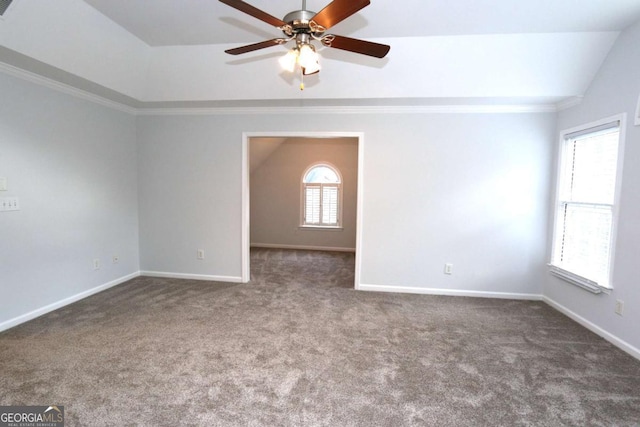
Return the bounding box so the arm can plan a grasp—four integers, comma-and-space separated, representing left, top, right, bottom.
1, 0, 640, 109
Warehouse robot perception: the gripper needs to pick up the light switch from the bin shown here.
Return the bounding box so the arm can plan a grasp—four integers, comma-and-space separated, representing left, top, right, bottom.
0, 197, 19, 211
0, 177, 7, 191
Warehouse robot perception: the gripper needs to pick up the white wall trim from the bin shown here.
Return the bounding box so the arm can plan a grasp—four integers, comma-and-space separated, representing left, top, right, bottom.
556, 96, 584, 111
0, 61, 137, 115
354, 135, 365, 292
141, 271, 243, 283
357, 283, 543, 300
138, 104, 557, 116
242, 132, 251, 283
0, 271, 140, 333
251, 243, 356, 253
543, 296, 640, 361
244, 131, 365, 289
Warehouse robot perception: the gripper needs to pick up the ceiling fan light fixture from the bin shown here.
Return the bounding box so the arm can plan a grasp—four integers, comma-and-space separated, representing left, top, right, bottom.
302, 66, 320, 76
300, 48, 320, 74
279, 43, 321, 76
297, 43, 318, 70
279, 49, 298, 72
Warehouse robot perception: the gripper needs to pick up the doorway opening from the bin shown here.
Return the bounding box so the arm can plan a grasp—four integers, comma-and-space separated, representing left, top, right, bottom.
242, 132, 364, 288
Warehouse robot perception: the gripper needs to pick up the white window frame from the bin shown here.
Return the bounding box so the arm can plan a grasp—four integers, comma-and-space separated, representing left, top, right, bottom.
549, 113, 626, 293
300, 162, 343, 229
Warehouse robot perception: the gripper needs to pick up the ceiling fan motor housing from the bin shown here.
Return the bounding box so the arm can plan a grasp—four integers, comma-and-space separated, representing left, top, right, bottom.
282, 10, 322, 36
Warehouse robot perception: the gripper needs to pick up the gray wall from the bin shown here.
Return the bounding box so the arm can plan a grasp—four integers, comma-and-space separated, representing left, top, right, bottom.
0, 72, 557, 331
546, 19, 640, 353
137, 112, 555, 296
250, 137, 358, 251
0, 72, 139, 328
136, 115, 243, 279
3, 21, 637, 355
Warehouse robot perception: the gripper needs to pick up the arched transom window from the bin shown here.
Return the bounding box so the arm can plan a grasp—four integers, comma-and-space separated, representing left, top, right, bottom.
302, 164, 342, 227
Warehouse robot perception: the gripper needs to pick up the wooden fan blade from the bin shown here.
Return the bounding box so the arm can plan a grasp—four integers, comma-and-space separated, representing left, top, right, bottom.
311, 0, 370, 31
322, 35, 390, 58
225, 38, 287, 55
219, 0, 287, 28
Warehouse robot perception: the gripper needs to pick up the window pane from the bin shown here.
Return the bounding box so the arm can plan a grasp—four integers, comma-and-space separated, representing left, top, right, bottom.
557, 203, 612, 285
304, 166, 340, 183
322, 186, 338, 225
563, 130, 619, 205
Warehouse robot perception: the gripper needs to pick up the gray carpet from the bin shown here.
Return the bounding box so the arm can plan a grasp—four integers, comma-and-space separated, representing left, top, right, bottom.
1, 248, 639, 426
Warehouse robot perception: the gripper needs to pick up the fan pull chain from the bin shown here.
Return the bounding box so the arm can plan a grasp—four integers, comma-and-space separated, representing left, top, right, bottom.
300, 67, 305, 90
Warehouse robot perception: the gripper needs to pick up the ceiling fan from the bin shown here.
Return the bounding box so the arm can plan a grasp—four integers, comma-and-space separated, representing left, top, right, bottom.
219, 0, 390, 88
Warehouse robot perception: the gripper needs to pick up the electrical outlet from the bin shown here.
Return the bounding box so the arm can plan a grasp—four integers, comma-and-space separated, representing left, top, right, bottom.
93, 259, 101, 270
112, 255, 119, 264
615, 300, 624, 316
444, 263, 453, 275
197, 249, 205, 260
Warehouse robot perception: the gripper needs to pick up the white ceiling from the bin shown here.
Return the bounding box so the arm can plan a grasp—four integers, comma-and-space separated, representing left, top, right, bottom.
83, 0, 640, 46
1, 0, 639, 108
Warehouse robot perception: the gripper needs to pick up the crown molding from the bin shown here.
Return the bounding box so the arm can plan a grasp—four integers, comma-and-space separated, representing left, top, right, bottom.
1, 61, 559, 116
136, 103, 558, 116
556, 96, 584, 111
0, 61, 137, 115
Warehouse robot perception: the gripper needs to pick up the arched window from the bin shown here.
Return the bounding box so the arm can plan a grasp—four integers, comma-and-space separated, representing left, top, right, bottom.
301, 163, 342, 227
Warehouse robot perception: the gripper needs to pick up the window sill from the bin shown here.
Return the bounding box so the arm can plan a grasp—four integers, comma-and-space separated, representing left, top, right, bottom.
548, 264, 611, 295
299, 226, 343, 231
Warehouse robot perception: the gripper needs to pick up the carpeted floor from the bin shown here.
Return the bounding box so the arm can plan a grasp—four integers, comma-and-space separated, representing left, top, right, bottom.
1, 248, 639, 426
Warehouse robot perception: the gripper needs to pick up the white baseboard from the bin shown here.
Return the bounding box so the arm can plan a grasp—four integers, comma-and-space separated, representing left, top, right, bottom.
357, 283, 543, 301
543, 296, 640, 361
140, 271, 243, 283
251, 243, 356, 253
0, 271, 140, 333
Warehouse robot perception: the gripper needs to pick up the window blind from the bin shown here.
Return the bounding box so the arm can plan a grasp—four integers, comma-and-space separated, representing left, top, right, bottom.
564, 120, 620, 141
305, 186, 321, 224
322, 186, 339, 225
551, 123, 620, 289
